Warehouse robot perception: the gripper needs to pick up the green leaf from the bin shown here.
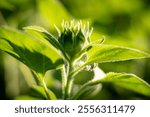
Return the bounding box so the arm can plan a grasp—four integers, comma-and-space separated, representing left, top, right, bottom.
86, 44, 150, 65
24, 26, 70, 61
92, 72, 150, 97
0, 27, 63, 75
23, 26, 60, 49
31, 85, 57, 100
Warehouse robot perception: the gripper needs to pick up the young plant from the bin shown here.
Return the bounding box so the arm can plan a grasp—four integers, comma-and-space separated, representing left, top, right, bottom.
0, 20, 150, 100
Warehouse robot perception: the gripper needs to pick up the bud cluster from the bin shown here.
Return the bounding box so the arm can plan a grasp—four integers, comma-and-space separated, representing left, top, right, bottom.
57, 20, 93, 59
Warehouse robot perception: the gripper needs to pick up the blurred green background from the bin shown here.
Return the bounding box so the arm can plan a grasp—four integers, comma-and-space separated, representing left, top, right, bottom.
0, 0, 150, 100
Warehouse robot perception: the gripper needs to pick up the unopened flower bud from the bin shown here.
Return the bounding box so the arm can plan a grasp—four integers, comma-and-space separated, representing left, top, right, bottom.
57, 20, 92, 59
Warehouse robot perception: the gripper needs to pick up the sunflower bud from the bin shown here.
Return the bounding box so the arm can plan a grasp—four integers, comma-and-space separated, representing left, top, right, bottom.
57, 20, 93, 59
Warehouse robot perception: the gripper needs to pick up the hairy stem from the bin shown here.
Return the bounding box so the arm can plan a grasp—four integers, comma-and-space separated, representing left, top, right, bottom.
63, 61, 88, 99
41, 79, 51, 100
63, 61, 74, 99
31, 71, 51, 100
64, 77, 73, 99
61, 65, 67, 99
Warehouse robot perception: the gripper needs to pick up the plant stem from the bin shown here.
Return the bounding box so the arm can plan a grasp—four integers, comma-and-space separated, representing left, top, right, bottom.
63, 61, 74, 99
64, 77, 73, 99
61, 65, 67, 99
63, 60, 88, 99
41, 79, 51, 100
31, 71, 51, 100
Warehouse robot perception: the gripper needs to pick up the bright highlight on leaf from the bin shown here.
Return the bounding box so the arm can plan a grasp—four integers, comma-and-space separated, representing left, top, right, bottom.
92, 72, 150, 97
86, 44, 150, 65
0, 27, 63, 75
23, 25, 61, 50
0, 20, 150, 100
24, 25, 70, 61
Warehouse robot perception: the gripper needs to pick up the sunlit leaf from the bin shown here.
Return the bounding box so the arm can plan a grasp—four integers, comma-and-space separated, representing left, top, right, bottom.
31, 85, 57, 100
24, 26, 61, 49
86, 44, 150, 65
24, 26, 70, 61
0, 27, 64, 75
92, 72, 150, 96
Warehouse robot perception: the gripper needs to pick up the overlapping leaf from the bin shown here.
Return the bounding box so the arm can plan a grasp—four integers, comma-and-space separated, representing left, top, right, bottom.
23, 26, 61, 49
92, 72, 150, 96
86, 44, 150, 65
24, 26, 70, 61
0, 27, 64, 75
30, 85, 57, 100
